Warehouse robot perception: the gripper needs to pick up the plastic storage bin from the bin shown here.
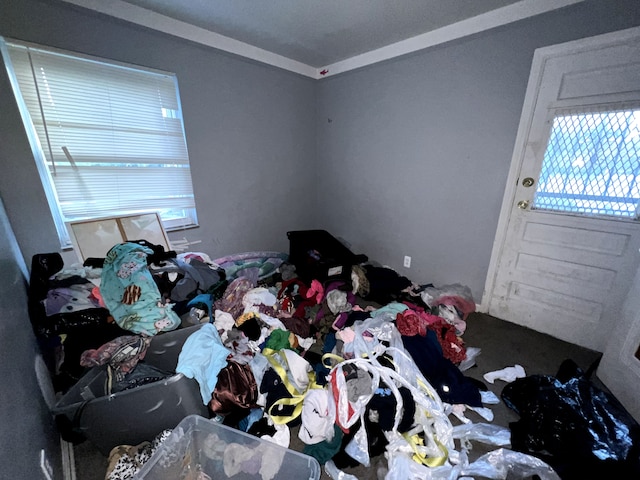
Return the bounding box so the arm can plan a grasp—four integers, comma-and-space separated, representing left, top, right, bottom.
134, 415, 321, 480
53, 325, 209, 455
287, 229, 367, 282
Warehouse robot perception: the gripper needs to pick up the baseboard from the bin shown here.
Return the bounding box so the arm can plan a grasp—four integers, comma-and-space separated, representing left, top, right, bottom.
61, 438, 76, 480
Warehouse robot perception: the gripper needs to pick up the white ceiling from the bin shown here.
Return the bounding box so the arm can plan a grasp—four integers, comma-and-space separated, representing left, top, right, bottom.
62, 0, 583, 78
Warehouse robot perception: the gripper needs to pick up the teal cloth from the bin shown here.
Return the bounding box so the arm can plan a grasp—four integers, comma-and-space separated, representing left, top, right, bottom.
176, 323, 231, 404
187, 293, 214, 322
101, 242, 180, 336
303, 425, 344, 465
370, 301, 408, 318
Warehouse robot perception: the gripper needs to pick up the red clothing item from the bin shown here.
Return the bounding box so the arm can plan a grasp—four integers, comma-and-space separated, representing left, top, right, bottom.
396, 308, 467, 365
396, 308, 440, 337
328, 369, 354, 433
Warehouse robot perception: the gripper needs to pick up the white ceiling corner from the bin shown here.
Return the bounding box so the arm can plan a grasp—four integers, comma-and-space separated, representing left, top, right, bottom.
60, 0, 584, 79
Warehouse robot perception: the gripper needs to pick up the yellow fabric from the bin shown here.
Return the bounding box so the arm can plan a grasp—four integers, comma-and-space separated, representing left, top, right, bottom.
235, 311, 260, 327
404, 433, 448, 467
416, 378, 441, 407
262, 348, 321, 425
321, 352, 345, 369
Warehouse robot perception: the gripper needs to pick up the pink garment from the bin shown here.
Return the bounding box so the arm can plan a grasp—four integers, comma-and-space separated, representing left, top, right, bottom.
305, 279, 325, 303
336, 327, 356, 344
437, 295, 476, 320
91, 286, 106, 308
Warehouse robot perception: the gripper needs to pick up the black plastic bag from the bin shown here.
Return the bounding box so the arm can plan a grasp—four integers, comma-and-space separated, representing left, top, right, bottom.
502, 359, 640, 479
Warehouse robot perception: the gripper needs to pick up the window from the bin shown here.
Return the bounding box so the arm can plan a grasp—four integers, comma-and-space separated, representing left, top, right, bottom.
0, 38, 197, 247
533, 106, 640, 218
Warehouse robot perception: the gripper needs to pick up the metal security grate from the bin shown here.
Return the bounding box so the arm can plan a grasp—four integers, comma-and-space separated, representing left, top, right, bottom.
533, 107, 640, 218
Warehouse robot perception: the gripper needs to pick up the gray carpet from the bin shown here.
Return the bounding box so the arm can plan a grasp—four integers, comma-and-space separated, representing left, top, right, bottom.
73, 312, 603, 479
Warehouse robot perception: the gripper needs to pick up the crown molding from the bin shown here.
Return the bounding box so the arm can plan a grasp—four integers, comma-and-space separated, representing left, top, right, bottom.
61, 0, 584, 80
317, 0, 584, 78
60, 0, 318, 77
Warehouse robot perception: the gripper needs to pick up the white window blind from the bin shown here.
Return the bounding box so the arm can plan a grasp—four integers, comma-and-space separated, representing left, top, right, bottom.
1, 38, 197, 246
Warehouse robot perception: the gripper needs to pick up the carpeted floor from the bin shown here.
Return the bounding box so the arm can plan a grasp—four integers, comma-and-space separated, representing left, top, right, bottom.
73, 312, 603, 479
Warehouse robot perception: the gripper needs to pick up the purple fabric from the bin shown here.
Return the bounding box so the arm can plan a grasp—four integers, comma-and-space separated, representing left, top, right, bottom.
214, 277, 254, 319
80, 335, 151, 380
44, 284, 102, 316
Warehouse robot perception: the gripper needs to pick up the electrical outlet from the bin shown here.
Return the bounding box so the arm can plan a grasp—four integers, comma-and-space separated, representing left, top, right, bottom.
403, 255, 411, 268
40, 449, 53, 480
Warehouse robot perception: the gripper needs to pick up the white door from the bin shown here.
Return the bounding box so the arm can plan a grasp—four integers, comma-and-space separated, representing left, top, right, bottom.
598, 264, 640, 422
483, 26, 640, 352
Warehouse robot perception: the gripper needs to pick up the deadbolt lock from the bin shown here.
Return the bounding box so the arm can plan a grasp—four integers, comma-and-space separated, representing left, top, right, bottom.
517, 200, 530, 209
522, 177, 535, 187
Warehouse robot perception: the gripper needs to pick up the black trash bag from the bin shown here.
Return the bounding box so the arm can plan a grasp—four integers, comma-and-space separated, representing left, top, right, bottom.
502, 359, 640, 479
36, 307, 114, 337
28, 252, 64, 334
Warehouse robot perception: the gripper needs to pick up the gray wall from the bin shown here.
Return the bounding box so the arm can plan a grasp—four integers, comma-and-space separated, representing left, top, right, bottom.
0, 0, 318, 265
0, 195, 62, 478
316, 0, 640, 301
1, 0, 640, 474
2, 0, 639, 300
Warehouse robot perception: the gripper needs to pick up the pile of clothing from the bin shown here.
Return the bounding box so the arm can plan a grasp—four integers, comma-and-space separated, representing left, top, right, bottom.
27, 241, 226, 392
30, 240, 562, 479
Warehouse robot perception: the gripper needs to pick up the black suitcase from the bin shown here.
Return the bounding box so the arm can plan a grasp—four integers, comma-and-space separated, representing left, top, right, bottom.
287, 229, 367, 282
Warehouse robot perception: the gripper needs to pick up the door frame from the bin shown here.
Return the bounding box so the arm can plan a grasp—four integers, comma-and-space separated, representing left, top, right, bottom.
481, 26, 640, 312
598, 262, 640, 422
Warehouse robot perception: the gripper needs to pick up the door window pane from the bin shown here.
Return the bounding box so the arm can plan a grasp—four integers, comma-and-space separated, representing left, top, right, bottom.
533, 107, 640, 218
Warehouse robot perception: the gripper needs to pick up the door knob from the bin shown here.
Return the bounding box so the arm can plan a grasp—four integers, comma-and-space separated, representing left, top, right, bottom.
522, 177, 535, 187
517, 200, 530, 209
